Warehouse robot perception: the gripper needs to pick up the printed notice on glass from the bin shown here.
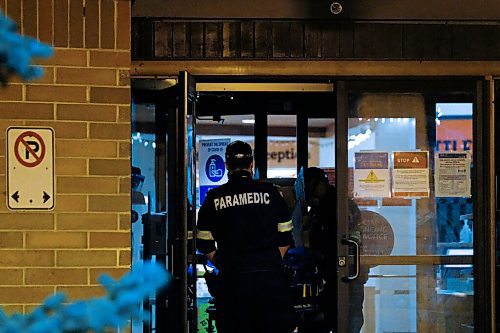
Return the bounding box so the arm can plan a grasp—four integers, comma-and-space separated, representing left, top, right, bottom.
392, 151, 430, 198
199, 138, 231, 205
354, 152, 391, 198
435, 152, 471, 197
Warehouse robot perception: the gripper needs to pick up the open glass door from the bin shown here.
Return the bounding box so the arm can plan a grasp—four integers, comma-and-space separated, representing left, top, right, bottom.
131, 71, 198, 333
336, 79, 492, 333
166, 71, 198, 333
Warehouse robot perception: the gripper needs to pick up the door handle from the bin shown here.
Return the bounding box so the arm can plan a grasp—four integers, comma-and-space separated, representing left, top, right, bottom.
341, 238, 360, 282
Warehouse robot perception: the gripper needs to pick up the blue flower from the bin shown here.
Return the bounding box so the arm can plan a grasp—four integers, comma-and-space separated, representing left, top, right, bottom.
0, 9, 53, 83
0, 262, 169, 333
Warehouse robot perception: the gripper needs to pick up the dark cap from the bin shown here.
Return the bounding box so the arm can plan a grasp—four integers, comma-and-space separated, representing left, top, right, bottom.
304, 167, 328, 183
225, 140, 253, 168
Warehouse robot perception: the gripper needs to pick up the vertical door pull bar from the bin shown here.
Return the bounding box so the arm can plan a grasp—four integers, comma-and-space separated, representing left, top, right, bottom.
341, 238, 360, 282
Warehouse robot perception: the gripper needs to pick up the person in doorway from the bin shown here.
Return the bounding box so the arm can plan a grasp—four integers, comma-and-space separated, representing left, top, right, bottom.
196, 140, 296, 333
302, 167, 367, 333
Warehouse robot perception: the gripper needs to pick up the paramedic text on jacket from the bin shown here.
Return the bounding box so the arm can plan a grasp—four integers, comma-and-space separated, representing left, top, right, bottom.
196, 140, 296, 333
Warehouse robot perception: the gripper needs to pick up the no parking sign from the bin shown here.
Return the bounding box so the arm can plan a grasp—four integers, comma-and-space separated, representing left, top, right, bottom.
7, 127, 55, 210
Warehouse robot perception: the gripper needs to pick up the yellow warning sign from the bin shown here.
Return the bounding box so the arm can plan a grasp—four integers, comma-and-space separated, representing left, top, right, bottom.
360, 170, 385, 183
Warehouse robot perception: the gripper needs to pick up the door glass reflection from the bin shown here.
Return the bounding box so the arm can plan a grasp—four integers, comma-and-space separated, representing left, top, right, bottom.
347, 94, 474, 333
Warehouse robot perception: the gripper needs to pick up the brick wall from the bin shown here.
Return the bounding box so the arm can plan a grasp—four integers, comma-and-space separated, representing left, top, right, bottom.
0, 0, 131, 313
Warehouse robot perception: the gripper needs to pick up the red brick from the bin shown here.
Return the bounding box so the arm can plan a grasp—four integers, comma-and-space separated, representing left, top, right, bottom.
0, 232, 23, 248
0, 103, 53, 120
0, 84, 22, 101
36, 49, 87, 67
54, 194, 87, 212
57, 176, 118, 194
30, 67, 55, 84
56, 139, 117, 158
116, 1, 131, 50
100, 0, 115, 49
90, 159, 130, 176
90, 50, 130, 67
27, 85, 87, 103
38, 0, 54, 44
90, 123, 130, 139
0, 269, 23, 285
118, 70, 130, 86
119, 177, 131, 193
90, 268, 129, 283
57, 104, 117, 122
26, 232, 87, 249
0, 213, 54, 230
89, 195, 130, 212
90, 232, 130, 248
57, 68, 116, 86
118, 106, 130, 122
0, 120, 23, 139
84, 0, 99, 48
54, 0, 69, 47
119, 213, 131, 230
23, 0, 37, 38
26, 268, 88, 285
119, 249, 131, 266
25, 121, 87, 139
6, 0, 21, 26
57, 250, 116, 266
119, 142, 131, 158
0, 287, 54, 303
90, 87, 130, 104
57, 286, 105, 300
57, 213, 118, 230
55, 158, 87, 175
69, 0, 84, 48
2, 305, 23, 315
0, 250, 55, 267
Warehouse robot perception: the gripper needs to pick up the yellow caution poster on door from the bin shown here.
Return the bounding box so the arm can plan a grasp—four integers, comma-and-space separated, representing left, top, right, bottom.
392, 151, 430, 197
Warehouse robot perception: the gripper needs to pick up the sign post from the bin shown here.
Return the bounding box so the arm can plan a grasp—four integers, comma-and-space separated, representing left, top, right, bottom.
7, 127, 55, 210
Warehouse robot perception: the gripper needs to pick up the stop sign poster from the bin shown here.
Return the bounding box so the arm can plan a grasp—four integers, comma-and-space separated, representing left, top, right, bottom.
392, 151, 429, 198
7, 127, 55, 210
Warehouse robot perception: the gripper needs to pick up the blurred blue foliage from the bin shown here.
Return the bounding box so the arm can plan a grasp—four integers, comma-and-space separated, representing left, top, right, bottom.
0, 9, 53, 84
0, 262, 169, 333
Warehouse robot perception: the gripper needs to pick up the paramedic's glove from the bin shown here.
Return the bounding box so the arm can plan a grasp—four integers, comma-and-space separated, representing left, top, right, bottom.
294, 167, 305, 202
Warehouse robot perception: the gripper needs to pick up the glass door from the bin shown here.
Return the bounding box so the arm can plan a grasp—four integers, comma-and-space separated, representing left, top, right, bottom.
336, 79, 492, 333
166, 71, 198, 333
131, 71, 198, 333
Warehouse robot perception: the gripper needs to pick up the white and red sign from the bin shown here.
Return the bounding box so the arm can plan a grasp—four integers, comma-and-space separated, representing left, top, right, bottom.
7, 127, 55, 210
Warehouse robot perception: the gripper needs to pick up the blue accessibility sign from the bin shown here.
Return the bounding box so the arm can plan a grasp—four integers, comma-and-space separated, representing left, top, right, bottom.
205, 154, 225, 182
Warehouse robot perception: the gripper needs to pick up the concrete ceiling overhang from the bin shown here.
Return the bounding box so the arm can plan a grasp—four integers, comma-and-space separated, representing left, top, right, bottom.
132, 0, 500, 20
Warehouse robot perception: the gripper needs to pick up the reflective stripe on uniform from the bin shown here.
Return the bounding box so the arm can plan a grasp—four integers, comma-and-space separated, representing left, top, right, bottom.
187, 231, 193, 240
278, 220, 293, 232
196, 230, 214, 240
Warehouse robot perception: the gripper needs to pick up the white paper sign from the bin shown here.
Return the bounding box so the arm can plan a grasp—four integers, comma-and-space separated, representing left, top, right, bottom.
392, 151, 430, 198
435, 152, 471, 197
7, 127, 55, 210
354, 151, 391, 198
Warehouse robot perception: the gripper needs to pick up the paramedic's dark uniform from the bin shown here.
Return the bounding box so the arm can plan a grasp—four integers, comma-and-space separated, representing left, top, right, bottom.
197, 170, 295, 333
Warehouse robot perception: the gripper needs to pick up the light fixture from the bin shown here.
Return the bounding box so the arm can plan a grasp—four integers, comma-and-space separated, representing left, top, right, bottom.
242, 119, 255, 124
